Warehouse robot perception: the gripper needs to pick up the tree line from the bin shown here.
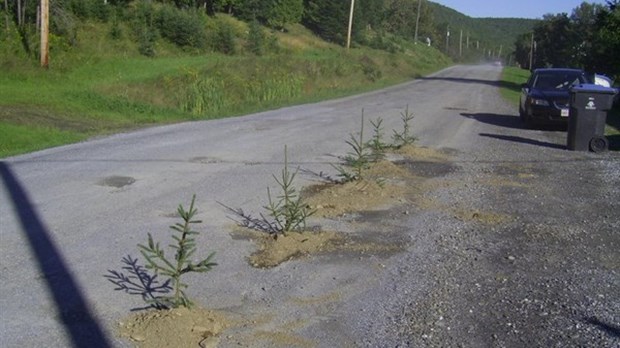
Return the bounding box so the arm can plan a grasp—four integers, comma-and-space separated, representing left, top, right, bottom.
2, 0, 511, 60
514, 0, 619, 81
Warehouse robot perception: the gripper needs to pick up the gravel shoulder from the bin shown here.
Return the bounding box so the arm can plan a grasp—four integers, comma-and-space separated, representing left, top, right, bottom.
1, 65, 618, 347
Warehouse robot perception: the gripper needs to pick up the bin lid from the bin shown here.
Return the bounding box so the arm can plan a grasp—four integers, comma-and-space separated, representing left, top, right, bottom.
571, 83, 618, 95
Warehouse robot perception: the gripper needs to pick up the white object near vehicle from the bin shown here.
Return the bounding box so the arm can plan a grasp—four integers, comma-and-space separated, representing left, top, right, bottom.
594, 74, 612, 87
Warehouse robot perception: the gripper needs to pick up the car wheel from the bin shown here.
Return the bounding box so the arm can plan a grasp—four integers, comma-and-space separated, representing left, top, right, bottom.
589, 136, 608, 153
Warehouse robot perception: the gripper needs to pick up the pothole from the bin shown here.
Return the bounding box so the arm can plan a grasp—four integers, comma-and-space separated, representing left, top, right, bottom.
190, 156, 222, 164
395, 160, 458, 178
98, 176, 136, 188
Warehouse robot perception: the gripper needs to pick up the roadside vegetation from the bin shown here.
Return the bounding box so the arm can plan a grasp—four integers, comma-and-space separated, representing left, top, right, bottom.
0, 7, 451, 158
513, 2, 619, 82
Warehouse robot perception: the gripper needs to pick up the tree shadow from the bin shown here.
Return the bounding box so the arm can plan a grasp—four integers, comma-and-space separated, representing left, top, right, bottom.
218, 202, 279, 235
607, 134, 620, 151
104, 255, 172, 311
461, 112, 524, 129
461, 112, 567, 132
420, 76, 523, 91
0, 162, 111, 347
479, 133, 566, 150
607, 106, 620, 151
583, 316, 620, 338
300, 167, 341, 184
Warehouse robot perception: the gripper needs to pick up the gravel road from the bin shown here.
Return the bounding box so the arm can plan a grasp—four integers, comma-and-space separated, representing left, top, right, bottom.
1, 64, 618, 347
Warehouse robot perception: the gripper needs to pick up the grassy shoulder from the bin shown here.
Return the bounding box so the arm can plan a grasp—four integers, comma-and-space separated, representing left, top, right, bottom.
499, 66, 620, 149
0, 19, 451, 158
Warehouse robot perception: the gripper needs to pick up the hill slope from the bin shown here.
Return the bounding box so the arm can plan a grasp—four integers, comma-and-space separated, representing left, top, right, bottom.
427, 1, 537, 58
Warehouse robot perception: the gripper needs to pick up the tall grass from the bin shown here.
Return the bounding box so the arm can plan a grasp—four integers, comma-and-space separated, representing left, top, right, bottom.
0, 20, 451, 158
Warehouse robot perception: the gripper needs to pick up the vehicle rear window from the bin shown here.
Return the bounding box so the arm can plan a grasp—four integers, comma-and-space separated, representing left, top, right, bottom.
533, 72, 585, 90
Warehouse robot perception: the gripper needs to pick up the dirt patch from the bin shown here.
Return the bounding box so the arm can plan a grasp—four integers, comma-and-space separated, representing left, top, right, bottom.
392, 144, 452, 161
0, 105, 97, 133
304, 160, 418, 219
248, 230, 340, 268
118, 307, 233, 348
115, 145, 475, 346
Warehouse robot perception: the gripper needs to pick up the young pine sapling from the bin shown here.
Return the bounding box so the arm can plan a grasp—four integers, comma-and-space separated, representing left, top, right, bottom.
138, 195, 217, 308
392, 105, 416, 147
265, 145, 314, 236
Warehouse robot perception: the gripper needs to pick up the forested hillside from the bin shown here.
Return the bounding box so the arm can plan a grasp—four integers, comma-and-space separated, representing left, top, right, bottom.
0, 0, 536, 65
426, 2, 536, 61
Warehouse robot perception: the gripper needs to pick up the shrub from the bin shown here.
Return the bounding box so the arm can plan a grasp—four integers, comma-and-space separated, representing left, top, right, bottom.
246, 19, 265, 55
155, 5, 206, 49
130, 0, 158, 57
212, 21, 236, 54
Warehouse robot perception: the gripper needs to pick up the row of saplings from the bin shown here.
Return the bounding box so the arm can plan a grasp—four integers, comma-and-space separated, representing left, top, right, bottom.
117, 106, 416, 310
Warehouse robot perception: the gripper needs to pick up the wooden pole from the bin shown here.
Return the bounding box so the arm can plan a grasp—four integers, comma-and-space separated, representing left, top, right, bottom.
40, 0, 49, 68
459, 29, 463, 57
17, 0, 22, 26
4, 0, 9, 30
529, 32, 534, 71
445, 25, 449, 53
414, 0, 422, 43
346, 0, 355, 50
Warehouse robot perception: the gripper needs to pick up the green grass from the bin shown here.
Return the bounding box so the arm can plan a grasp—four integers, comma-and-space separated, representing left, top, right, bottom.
499, 66, 529, 105
0, 20, 451, 158
0, 122, 87, 157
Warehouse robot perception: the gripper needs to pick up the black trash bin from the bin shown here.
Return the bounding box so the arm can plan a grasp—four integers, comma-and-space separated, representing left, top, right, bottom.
567, 84, 618, 152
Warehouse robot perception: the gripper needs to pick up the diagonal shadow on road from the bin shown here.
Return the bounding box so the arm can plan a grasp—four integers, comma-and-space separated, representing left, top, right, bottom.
479, 133, 566, 150
461, 112, 524, 129
0, 162, 111, 348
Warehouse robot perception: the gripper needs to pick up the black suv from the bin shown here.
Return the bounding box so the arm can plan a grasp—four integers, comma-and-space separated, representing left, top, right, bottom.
519, 68, 591, 128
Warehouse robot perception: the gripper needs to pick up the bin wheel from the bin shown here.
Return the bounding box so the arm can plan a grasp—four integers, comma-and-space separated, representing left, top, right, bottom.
589, 136, 608, 153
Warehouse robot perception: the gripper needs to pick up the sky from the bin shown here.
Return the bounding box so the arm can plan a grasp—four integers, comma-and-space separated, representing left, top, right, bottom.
432, 0, 610, 19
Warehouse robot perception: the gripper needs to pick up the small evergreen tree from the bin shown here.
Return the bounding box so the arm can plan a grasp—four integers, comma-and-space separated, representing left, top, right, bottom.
266, 0, 303, 30
246, 19, 265, 55
213, 21, 236, 54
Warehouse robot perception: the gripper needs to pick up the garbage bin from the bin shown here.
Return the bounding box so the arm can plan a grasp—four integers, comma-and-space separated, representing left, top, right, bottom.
567, 84, 618, 152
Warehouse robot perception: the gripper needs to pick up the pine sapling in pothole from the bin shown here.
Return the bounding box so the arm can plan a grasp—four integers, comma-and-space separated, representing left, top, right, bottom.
367, 116, 389, 162
332, 109, 373, 183
392, 104, 417, 148
138, 195, 217, 309
265, 145, 315, 237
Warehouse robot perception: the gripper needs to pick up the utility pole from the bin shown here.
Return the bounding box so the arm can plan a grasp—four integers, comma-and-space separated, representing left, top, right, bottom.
4, 0, 9, 30
346, 0, 355, 50
528, 32, 534, 70
459, 29, 463, 57
445, 25, 450, 53
414, 0, 422, 43
466, 32, 469, 49
40, 0, 49, 68
498, 45, 502, 59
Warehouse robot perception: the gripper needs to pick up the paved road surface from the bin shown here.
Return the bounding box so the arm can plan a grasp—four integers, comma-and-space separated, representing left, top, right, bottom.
2, 64, 618, 347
